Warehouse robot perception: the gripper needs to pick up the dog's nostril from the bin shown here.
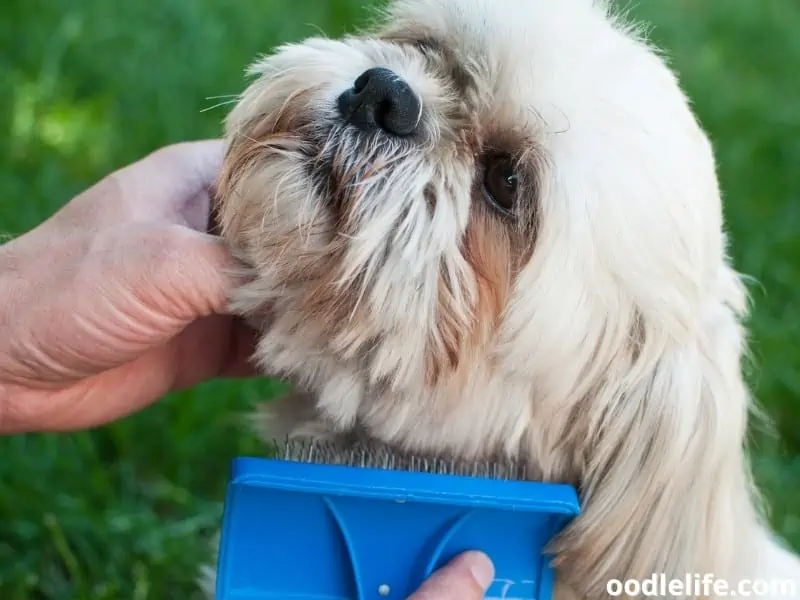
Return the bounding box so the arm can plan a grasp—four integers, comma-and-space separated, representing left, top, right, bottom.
337, 67, 421, 137
352, 70, 371, 94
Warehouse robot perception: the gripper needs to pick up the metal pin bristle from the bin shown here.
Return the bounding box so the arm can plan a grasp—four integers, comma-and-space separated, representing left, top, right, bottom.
270, 437, 529, 481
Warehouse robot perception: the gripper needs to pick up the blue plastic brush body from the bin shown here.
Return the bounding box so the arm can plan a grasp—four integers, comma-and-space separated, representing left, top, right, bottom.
215, 456, 580, 600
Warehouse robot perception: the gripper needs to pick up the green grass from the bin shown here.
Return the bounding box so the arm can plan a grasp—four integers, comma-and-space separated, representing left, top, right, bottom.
0, 0, 798, 597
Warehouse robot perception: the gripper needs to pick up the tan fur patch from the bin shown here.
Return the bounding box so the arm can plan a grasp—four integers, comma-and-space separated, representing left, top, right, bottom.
424, 200, 523, 386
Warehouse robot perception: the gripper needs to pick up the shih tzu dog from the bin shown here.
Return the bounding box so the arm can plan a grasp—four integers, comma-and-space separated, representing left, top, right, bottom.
208, 0, 800, 598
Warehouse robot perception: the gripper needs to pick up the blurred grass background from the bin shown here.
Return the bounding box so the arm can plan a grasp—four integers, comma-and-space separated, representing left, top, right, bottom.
0, 0, 798, 598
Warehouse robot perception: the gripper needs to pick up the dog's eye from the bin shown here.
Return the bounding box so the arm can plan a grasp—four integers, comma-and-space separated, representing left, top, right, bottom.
483, 154, 519, 215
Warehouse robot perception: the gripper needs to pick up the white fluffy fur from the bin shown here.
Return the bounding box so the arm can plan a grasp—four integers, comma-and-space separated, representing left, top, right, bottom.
205, 1, 800, 598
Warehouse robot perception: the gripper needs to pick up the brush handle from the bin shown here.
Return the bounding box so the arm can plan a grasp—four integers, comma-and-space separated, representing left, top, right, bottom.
215, 457, 579, 600
321, 495, 560, 599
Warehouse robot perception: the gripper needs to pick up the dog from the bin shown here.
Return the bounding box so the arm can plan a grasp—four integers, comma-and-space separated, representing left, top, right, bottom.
207, 0, 800, 598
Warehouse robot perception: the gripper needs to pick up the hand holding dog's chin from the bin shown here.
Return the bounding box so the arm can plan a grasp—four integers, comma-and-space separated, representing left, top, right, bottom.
0, 141, 258, 435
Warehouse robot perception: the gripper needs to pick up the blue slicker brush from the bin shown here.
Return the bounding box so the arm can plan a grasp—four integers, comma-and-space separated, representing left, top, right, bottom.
215, 440, 580, 600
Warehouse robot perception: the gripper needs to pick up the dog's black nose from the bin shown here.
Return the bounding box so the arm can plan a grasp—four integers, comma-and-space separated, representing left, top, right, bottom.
337, 67, 421, 137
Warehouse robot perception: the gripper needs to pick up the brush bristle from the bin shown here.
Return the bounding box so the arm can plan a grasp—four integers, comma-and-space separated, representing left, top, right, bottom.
268, 438, 530, 481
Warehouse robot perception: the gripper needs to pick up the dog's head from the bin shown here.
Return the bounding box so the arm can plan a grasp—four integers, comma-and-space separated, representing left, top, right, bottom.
217, 0, 759, 594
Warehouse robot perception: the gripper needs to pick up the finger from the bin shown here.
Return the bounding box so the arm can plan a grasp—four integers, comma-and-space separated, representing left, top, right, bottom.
218, 320, 260, 378
0, 340, 180, 434
170, 315, 245, 391
49, 140, 227, 232
169, 316, 260, 390
146, 140, 227, 231
0, 315, 247, 434
408, 551, 495, 600
137, 139, 225, 189
146, 225, 250, 320
117, 140, 227, 229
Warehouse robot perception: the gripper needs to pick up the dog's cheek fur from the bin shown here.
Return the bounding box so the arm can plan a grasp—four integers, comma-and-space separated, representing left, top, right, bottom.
462, 204, 513, 339
425, 202, 509, 387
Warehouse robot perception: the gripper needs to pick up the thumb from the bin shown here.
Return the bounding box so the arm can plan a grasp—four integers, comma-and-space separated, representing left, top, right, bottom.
408, 552, 495, 599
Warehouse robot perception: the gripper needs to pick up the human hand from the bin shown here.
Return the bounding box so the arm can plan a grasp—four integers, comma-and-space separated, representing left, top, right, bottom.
0, 140, 257, 434
408, 551, 495, 599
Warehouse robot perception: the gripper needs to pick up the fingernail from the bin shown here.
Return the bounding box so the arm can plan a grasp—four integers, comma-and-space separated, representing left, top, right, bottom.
461, 551, 495, 590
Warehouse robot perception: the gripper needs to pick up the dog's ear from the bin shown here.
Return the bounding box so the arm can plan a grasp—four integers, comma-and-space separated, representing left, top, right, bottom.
551, 265, 764, 599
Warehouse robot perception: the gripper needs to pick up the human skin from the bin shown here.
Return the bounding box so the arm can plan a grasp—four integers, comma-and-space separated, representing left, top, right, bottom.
0, 140, 258, 433
0, 140, 494, 598
408, 551, 495, 599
